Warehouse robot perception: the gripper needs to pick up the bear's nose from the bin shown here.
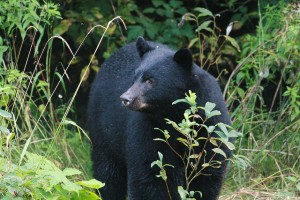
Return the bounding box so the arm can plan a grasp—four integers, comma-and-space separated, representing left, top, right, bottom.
120, 93, 132, 106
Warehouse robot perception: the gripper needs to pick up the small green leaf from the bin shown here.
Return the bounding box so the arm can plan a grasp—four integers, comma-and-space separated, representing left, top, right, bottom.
163, 164, 174, 168
208, 126, 215, 133
19, 135, 33, 165
207, 110, 221, 118
61, 119, 91, 142
53, 19, 72, 35
160, 169, 167, 181
185, 91, 197, 106
76, 190, 101, 199
143, 8, 155, 13
204, 102, 221, 118
204, 102, 216, 113
214, 130, 227, 140
158, 151, 163, 161
62, 181, 82, 192
78, 179, 105, 189
212, 148, 227, 158
188, 37, 199, 48
155, 128, 171, 140
6, 132, 14, 145
228, 130, 243, 138
224, 35, 241, 52
237, 88, 245, 98
170, 0, 182, 8
232, 155, 251, 170
195, 21, 212, 33
80, 66, 91, 82
0, 45, 9, 64
217, 123, 229, 136
202, 163, 210, 168
178, 186, 189, 199
172, 99, 189, 105
194, 7, 213, 17
177, 138, 189, 147
0, 109, 12, 119
151, 161, 157, 168
222, 140, 235, 150
209, 138, 218, 146
236, 72, 244, 83
152, 0, 164, 7
188, 154, 200, 159
63, 168, 82, 176
296, 182, 300, 191
153, 138, 168, 143
0, 126, 10, 135
286, 176, 297, 183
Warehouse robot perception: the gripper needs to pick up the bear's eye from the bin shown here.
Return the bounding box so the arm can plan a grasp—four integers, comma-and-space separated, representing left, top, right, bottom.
144, 78, 154, 84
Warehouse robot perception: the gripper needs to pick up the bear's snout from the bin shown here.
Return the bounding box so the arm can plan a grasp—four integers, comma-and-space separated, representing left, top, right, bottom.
120, 92, 133, 106
120, 88, 148, 111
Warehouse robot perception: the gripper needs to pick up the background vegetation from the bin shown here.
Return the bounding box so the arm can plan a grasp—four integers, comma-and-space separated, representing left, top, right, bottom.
0, 0, 299, 199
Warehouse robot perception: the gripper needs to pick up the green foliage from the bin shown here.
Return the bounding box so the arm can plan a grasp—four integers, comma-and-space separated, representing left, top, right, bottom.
283, 83, 300, 121
1, 0, 299, 198
222, 2, 300, 198
53, 0, 193, 63
0, 67, 99, 198
127, 0, 193, 47
180, 7, 240, 71
0, 0, 61, 63
234, 2, 300, 91
147, 2, 300, 198
0, 0, 60, 39
153, 91, 244, 199
151, 152, 175, 199
0, 152, 103, 199
151, 152, 174, 181
0, 1, 101, 199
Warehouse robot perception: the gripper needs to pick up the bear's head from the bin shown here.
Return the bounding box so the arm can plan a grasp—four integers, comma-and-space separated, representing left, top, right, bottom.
120, 37, 198, 114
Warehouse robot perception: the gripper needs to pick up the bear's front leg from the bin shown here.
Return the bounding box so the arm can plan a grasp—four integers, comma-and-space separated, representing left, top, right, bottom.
188, 162, 228, 200
92, 147, 127, 200
127, 162, 182, 200
125, 118, 184, 200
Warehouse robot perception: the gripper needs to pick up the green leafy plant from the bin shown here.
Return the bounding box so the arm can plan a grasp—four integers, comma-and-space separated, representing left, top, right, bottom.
0, 1, 107, 199
0, 0, 61, 64
151, 152, 175, 199
127, 0, 193, 47
0, 152, 104, 199
152, 91, 244, 199
180, 7, 240, 73
221, 2, 300, 198
0, 64, 100, 199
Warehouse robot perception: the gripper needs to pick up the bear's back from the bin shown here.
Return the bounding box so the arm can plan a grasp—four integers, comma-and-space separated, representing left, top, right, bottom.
87, 43, 139, 153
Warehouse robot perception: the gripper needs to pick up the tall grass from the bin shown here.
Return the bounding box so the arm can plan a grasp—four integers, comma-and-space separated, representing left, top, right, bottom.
0, 0, 125, 198
220, 2, 300, 199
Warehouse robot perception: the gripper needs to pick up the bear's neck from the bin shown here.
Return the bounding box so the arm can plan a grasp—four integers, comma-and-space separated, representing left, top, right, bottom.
145, 105, 187, 126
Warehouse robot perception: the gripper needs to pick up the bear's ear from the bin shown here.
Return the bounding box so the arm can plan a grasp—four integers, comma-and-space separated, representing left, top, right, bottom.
174, 48, 193, 70
136, 36, 154, 58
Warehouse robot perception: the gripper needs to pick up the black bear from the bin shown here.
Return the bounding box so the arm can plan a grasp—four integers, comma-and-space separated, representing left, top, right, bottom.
87, 37, 232, 200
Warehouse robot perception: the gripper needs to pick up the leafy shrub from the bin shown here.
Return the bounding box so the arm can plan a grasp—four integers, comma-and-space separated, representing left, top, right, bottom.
0, 1, 103, 199
127, 0, 193, 48
152, 91, 244, 199
222, 1, 300, 197
0, 0, 61, 64
179, 7, 241, 87
0, 153, 104, 199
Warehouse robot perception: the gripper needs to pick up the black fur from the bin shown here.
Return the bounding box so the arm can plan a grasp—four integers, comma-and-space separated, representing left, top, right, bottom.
87, 37, 232, 200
